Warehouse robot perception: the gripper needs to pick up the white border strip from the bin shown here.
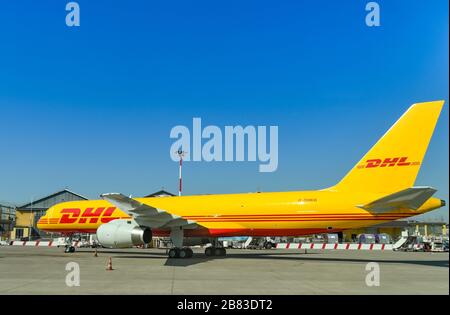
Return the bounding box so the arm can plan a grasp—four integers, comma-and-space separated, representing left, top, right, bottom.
275, 243, 393, 251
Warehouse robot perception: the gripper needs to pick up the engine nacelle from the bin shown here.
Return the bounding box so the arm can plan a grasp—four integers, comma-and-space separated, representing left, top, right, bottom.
97, 219, 152, 248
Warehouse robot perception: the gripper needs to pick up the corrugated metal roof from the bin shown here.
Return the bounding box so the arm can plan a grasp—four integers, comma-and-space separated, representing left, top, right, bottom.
144, 190, 175, 198
18, 189, 88, 210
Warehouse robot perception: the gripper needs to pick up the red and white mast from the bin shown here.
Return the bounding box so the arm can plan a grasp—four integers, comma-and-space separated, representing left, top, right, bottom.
176, 149, 186, 196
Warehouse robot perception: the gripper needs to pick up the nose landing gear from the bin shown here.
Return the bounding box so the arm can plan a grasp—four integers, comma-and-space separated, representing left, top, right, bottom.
64, 245, 76, 253
63, 236, 76, 253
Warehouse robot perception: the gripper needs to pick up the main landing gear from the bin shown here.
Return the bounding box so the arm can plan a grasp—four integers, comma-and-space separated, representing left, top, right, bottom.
204, 238, 226, 257
167, 246, 227, 258
168, 247, 193, 259
167, 228, 227, 259
205, 247, 226, 257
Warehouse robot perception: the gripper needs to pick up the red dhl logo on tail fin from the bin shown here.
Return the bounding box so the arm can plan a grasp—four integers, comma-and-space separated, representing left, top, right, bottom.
59, 207, 125, 224
357, 157, 420, 169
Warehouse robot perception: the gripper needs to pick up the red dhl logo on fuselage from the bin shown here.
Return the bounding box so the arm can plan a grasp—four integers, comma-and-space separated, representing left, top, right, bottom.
56, 207, 128, 224
357, 157, 420, 169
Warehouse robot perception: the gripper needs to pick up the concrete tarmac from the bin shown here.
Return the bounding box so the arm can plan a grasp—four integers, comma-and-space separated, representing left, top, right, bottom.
0, 246, 448, 295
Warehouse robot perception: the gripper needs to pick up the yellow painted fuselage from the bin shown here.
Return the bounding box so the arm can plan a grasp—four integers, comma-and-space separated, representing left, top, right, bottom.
37, 190, 442, 237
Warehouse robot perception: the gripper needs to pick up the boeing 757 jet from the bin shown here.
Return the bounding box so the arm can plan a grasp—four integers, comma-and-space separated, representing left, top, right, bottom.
38, 101, 446, 258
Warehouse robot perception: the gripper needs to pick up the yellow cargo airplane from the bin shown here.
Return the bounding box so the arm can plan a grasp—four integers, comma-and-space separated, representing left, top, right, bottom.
38, 101, 446, 258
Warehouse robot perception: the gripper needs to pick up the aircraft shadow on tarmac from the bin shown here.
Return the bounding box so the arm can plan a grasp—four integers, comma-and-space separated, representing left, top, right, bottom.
86, 249, 450, 268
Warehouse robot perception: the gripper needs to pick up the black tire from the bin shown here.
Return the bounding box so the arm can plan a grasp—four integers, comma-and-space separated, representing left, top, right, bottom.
186, 248, 193, 258
219, 248, 227, 256
265, 243, 273, 250
69, 246, 76, 253
214, 247, 224, 256
168, 248, 180, 258
179, 248, 188, 258
205, 247, 214, 256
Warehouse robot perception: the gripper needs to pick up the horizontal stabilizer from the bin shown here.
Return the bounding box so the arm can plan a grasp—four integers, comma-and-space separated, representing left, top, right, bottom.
358, 187, 437, 212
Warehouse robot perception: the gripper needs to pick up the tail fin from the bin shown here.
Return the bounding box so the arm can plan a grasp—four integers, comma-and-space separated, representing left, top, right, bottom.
332, 100, 444, 193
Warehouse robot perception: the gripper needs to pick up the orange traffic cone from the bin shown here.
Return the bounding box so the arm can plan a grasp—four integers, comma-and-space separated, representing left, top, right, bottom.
106, 257, 113, 271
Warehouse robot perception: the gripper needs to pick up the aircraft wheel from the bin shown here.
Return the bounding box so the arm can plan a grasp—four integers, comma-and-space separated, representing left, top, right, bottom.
205, 247, 214, 256
65, 246, 75, 253
185, 248, 193, 258
214, 247, 225, 256
179, 248, 191, 259
168, 248, 180, 259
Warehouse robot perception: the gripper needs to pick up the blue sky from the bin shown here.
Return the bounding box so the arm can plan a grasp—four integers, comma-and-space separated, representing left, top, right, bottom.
0, 1, 448, 221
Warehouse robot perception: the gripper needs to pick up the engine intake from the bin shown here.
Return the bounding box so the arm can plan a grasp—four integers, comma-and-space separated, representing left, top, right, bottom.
97, 219, 152, 248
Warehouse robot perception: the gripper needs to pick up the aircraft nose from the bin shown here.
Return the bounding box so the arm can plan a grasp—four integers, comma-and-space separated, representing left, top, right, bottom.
36, 217, 45, 229
36, 208, 51, 229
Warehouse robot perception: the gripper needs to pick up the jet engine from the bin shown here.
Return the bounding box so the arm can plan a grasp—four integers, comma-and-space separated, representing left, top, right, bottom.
97, 219, 152, 248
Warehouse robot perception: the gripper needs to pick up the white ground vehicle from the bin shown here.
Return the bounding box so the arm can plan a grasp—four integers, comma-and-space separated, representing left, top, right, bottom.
246, 237, 277, 249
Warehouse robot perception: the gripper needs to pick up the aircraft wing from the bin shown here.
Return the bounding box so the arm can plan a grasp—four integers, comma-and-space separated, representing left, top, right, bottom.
358, 187, 437, 213
100, 193, 199, 229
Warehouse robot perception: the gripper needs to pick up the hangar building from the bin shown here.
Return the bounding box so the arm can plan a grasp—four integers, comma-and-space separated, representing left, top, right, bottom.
11, 189, 88, 240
